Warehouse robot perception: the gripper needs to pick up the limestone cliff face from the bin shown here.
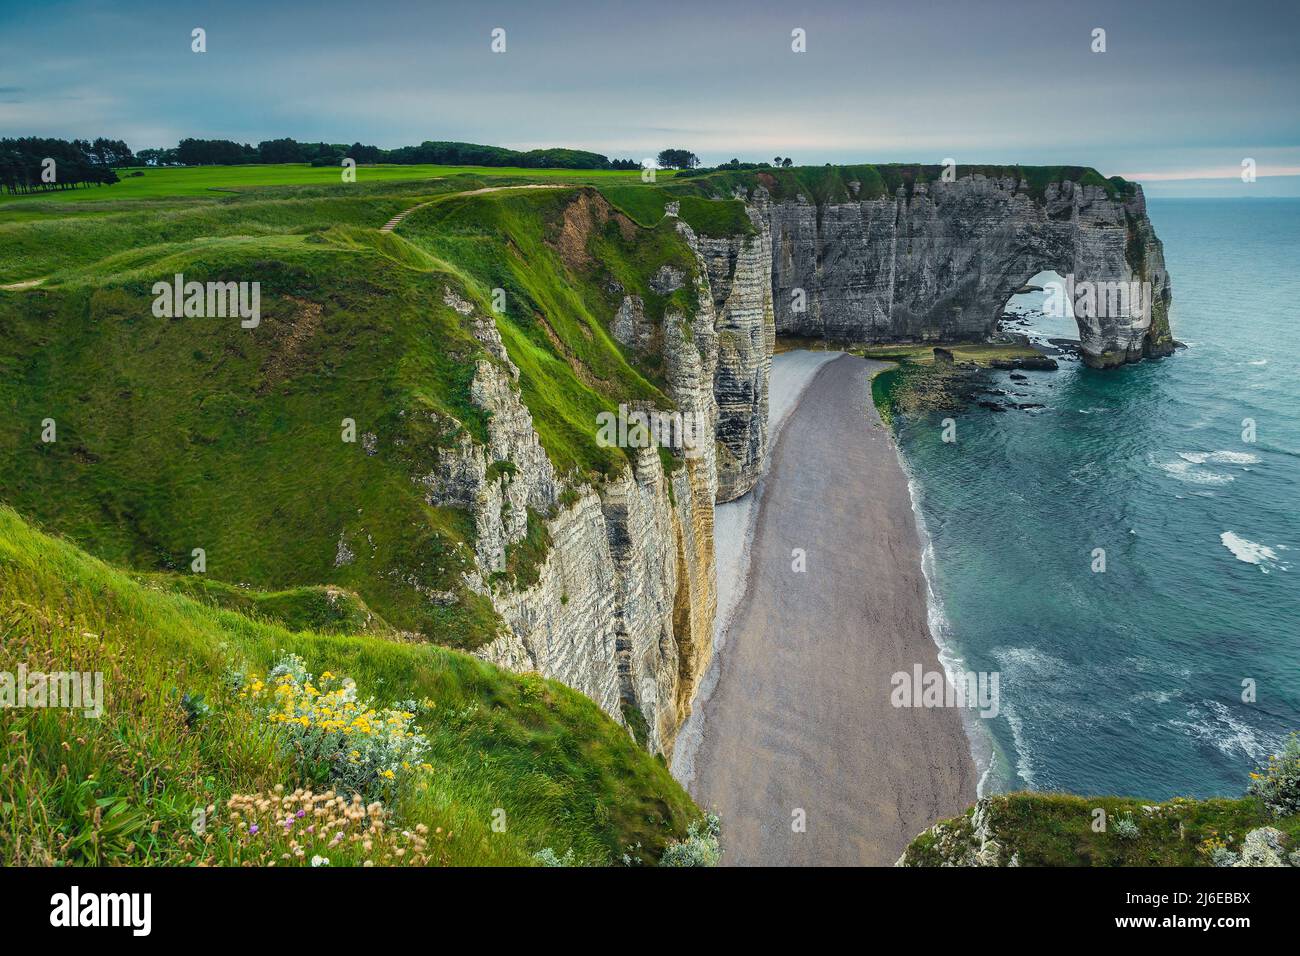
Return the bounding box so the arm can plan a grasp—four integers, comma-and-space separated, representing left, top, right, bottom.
764, 175, 1173, 368
476, 273, 722, 753
479, 454, 701, 754
689, 208, 776, 502
440, 209, 726, 757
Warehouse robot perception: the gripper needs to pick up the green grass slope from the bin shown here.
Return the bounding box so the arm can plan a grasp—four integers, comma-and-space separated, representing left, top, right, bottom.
397, 185, 701, 478
136, 573, 394, 636
0, 219, 507, 646
0, 178, 724, 648
900, 791, 1300, 867
0, 178, 463, 285
0, 506, 700, 866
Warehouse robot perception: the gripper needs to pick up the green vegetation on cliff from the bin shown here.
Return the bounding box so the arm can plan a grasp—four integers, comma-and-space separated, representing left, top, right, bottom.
900, 729, 1300, 867
1, 203, 500, 645
395, 185, 696, 477
0, 177, 709, 647
598, 183, 757, 237
676, 162, 1132, 205
0, 506, 701, 865
900, 790, 1300, 867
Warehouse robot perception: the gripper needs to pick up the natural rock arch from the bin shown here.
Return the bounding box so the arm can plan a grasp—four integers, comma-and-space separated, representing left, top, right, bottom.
764, 174, 1174, 368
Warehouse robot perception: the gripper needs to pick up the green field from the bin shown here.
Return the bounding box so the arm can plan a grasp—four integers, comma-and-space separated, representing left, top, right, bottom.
0, 162, 671, 206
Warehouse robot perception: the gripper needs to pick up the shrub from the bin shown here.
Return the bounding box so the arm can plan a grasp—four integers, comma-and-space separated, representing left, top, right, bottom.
1112, 813, 1140, 840
659, 813, 721, 867
238, 653, 433, 800
1249, 734, 1300, 818
532, 847, 577, 867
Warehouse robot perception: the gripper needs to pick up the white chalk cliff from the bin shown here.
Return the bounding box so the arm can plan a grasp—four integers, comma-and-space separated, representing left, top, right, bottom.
435, 174, 1172, 757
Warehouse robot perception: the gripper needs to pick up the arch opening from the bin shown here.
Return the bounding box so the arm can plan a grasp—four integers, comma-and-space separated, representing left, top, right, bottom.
997, 269, 1085, 366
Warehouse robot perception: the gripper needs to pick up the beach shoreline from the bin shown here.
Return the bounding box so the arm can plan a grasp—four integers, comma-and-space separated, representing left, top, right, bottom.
678, 352, 978, 866
670, 349, 841, 788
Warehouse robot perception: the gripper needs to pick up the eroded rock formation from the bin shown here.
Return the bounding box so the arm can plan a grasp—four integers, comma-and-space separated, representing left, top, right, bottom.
690, 210, 776, 502
764, 175, 1173, 368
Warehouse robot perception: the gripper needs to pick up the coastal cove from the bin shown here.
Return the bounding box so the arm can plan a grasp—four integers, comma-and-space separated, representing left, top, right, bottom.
668, 198, 1300, 864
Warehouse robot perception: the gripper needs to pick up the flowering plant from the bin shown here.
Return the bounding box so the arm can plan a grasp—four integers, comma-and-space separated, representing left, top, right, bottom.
1248, 733, 1300, 818
201, 787, 441, 866
237, 653, 433, 799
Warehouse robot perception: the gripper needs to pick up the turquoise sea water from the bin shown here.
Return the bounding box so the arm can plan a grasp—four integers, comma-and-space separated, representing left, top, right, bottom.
896, 199, 1300, 799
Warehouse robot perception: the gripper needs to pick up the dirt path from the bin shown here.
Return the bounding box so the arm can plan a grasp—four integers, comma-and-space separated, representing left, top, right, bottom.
687, 354, 977, 866
380, 183, 566, 233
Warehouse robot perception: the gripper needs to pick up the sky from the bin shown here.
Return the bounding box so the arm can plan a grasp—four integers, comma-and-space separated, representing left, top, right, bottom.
2, 0, 1298, 196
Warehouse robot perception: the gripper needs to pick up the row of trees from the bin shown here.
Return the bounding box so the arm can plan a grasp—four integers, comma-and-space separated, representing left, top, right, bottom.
135, 138, 646, 171
673, 156, 797, 179
134, 138, 352, 167
652, 150, 794, 171
0, 138, 125, 194
2, 136, 790, 186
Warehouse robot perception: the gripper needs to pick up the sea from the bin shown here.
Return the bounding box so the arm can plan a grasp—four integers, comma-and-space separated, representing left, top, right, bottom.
894, 198, 1300, 799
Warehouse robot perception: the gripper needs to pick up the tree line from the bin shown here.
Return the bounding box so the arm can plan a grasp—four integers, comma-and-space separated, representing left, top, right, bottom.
2, 135, 793, 192
140, 138, 645, 171
0, 138, 126, 194
652, 151, 795, 172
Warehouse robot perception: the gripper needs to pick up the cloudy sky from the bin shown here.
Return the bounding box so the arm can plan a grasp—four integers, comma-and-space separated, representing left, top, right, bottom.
2, 0, 1297, 195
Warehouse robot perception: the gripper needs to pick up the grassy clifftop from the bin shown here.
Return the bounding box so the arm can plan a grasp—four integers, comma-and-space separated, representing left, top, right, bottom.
0, 178, 714, 647
0, 506, 701, 865
674, 163, 1132, 205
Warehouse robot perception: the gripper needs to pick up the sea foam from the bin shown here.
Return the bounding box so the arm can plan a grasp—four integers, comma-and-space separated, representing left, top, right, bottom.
1219, 531, 1285, 571
1178, 450, 1261, 466
1156, 459, 1235, 485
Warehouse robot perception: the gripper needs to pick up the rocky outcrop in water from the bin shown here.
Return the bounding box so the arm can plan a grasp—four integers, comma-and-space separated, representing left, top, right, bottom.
763, 174, 1173, 368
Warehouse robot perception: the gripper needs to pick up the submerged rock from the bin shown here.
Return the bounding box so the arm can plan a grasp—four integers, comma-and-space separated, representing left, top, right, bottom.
991, 355, 1059, 371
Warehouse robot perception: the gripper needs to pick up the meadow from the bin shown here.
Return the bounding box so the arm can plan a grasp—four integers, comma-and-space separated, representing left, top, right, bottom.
0, 162, 670, 206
